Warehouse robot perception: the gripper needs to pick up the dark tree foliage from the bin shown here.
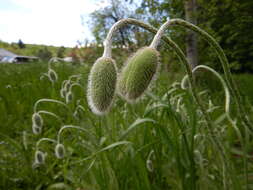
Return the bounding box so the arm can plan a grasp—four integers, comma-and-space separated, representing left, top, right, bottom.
88, 0, 156, 49
139, 0, 253, 72
89, 0, 134, 46
198, 0, 253, 72
36, 47, 52, 61
57, 46, 66, 58
18, 39, 26, 49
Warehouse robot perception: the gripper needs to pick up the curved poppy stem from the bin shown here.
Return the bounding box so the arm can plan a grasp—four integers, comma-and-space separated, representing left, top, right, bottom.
151, 18, 252, 132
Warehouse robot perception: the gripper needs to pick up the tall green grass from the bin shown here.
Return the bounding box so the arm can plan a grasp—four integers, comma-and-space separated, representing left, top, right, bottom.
0, 62, 253, 190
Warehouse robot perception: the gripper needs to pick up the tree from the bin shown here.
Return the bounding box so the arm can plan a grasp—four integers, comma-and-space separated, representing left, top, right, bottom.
36, 47, 52, 61
139, 0, 199, 68
18, 39, 25, 49
88, 0, 141, 47
57, 46, 66, 58
136, 0, 253, 72
197, 0, 253, 72
184, 0, 198, 68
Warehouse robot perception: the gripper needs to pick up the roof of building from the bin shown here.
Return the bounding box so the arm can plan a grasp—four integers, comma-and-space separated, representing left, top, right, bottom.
0, 48, 17, 58
0, 48, 38, 59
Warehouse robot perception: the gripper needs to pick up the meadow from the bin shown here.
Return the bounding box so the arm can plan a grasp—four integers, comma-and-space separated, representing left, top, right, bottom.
0, 60, 253, 190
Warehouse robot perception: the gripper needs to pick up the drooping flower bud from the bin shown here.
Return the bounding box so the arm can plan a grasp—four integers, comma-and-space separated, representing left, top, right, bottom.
32, 124, 42, 135
60, 88, 67, 98
35, 150, 45, 164
146, 159, 154, 172
87, 57, 117, 115
48, 69, 58, 82
117, 47, 160, 102
64, 80, 71, 92
65, 91, 73, 104
55, 143, 65, 159
32, 113, 43, 128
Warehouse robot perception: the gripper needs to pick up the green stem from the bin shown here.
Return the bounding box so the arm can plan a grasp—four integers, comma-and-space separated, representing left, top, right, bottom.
151, 18, 235, 189
169, 19, 252, 133
103, 18, 240, 188
33, 98, 68, 113
183, 64, 248, 188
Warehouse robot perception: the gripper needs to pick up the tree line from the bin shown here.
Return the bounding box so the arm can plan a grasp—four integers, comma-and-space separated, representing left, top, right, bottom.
89, 0, 253, 72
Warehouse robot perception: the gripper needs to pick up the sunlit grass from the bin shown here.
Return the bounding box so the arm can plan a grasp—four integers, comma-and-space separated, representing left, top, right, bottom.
0, 62, 253, 190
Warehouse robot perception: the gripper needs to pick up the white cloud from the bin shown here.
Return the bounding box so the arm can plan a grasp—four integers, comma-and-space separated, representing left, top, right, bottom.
0, 0, 109, 47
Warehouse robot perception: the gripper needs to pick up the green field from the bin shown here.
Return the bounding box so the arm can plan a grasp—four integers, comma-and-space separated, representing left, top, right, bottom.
1, 61, 253, 190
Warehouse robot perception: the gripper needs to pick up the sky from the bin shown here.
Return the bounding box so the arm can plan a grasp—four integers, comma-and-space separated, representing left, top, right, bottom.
0, 0, 110, 47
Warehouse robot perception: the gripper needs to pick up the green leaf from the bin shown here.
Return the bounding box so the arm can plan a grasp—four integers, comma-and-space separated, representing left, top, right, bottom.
120, 118, 156, 140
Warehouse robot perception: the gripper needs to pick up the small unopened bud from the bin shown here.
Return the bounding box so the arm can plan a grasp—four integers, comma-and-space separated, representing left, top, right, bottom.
32, 113, 43, 128
60, 88, 67, 98
117, 47, 160, 102
64, 81, 71, 92
48, 69, 58, 82
55, 143, 65, 159
32, 124, 42, 135
87, 57, 117, 115
146, 159, 154, 172
65, 91, 73, 104
35, 150, 45, 164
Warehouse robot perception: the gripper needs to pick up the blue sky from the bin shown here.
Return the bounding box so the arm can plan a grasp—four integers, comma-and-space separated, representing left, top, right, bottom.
0, 0, 110, 47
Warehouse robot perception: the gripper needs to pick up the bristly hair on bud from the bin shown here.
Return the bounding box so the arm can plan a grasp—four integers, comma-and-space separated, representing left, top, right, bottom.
117, 47, 160, 102
35, 150, 45, 164
48, 68, 58, 82
32, 113, 43, 128
55, 143, 65, 159
87, 57, 117, 115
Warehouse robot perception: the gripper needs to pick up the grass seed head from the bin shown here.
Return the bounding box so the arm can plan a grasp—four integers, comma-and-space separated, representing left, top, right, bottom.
35, 150, 45, 164
87, 57, 117, 115
117, 47, 160, 102
55, 143, 65, 159
32, 113, 43, 128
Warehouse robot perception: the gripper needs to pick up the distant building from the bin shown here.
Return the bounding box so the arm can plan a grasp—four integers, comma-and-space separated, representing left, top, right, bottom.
0, 48, 38, 63
62, 57, 73, 63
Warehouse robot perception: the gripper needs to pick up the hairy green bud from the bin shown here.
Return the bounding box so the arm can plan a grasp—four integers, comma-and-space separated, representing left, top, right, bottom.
35, 150, 45, 164
64, 80, 71, 92
48, 69, 58, 82
65, 91, 73, 104
60, 88, 67, 98
87, 57, 117, 115
117, 47, 160, 102
32, 124, 42, 135
55, 143, 65, 159
32, 113, 43, 128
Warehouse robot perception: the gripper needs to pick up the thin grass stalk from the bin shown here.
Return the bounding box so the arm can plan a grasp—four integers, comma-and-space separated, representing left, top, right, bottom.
151, 18, 253, 189
168, 19, 252, 133
184, 65, 249, 189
